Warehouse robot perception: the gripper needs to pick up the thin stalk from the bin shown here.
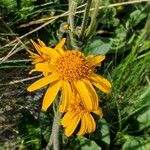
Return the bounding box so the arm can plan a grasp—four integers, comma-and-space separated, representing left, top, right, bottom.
68, 0, 79, 49
45, 111, 62, 150
45, 100, 62, 150
85, 0, 100, 39
68, 0, 77, 32
68, 31, 79, 49
52, 111, 62, 150
80, 0, 92, 39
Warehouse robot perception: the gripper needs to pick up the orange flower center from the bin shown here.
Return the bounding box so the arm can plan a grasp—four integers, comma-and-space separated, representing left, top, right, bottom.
55, 51, 91, 80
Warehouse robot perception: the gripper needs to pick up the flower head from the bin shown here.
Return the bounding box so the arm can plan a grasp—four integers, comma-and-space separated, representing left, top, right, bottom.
55, 51, 92, 80
27, 38, 111, 112
61, 94, 103, 137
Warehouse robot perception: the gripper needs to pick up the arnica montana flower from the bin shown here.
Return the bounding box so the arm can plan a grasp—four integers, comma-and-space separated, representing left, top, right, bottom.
27, 38, 111, 112
61, 94, 103, 137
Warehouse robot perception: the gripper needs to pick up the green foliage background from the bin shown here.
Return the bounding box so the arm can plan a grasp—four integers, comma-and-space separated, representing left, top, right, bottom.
0, 0, 150, 149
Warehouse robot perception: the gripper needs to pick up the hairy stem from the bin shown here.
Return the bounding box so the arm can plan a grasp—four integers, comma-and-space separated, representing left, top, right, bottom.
68, 0, 79, 49
85, 0, 100, 39
80, 0, 92, 39
52, 111, 62, 150
45, 104, 62, 150
68, 0, 77, 32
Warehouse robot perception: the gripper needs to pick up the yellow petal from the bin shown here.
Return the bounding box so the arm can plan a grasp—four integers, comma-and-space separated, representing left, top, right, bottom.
33, 62, 52, 74
83, 79, 99, 110
59, 80, 72, 112
37, 39, 46, 47
32, 56, 43, 64
89, 114, 96, 132
30, 39, 42, 55
43, 72, 49, 77
27, 49, 39, 57
65, 114, 81, 137
55, 38, 66, 54
27, 73, 59, 92
42, 80, 62, 111
74, 80, 93, 111
84, 113, 91, 133
89, 73, 111, 94
61, 110, 74, 127
40, 47, 59, 56
90, 73, 111, 87
87, 55, 105, 66
77, 115, 87, 136
93, 108, 103, 118
29, 69, 36, 75
84, 113, 95, 133
92, 82, 110, 94
40, 47, 60, 63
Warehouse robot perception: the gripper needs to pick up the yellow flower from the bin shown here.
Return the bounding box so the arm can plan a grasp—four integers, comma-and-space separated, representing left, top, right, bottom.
61, 94, 103, 137
27, 38, 111, 112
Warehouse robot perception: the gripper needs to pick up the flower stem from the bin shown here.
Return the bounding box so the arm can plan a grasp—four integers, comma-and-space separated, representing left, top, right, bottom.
68, 0, 77, 32
68, 31, 80, 49
80, 0, 92, 40
85, 0, 100, 39
45, 105, 62, 150
68, 0, 79, 49
52, 111, 62, 150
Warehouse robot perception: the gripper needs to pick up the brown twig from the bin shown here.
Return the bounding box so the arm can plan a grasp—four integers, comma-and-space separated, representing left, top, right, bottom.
18, 15, 58, 28
76, 0, 150, 14
0, 12, 68, 50
18, 3, 86, 28
8, 75, 42, 85
0, 42, 19, 63
0, 18, 30, 62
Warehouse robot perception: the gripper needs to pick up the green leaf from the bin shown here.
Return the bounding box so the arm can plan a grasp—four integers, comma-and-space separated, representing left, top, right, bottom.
126, 10, 147, 28
122, 136, 150, 150
137, 107, 150, 130
65, 136, 101, 150
76, 136, 101, 150
98, 119, 110, 146
84, 38, 112, 55
111, 25, 128, 51
90, 119, 110, 150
